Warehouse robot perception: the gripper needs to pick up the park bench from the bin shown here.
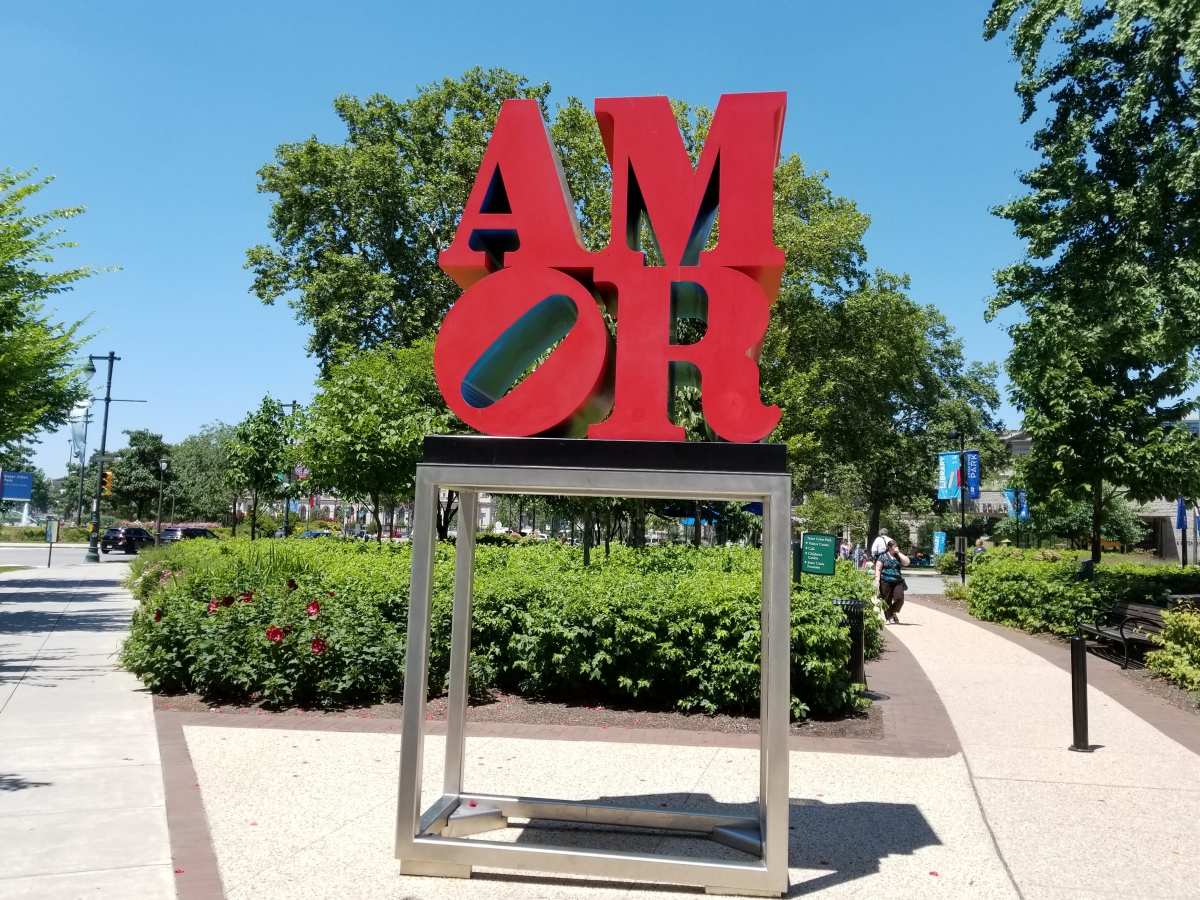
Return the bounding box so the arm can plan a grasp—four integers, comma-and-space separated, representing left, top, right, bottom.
1079, 595, 1197, 669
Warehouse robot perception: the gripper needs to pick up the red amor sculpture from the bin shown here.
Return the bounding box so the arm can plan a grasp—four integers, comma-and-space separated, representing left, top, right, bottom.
435, 92, 787, 442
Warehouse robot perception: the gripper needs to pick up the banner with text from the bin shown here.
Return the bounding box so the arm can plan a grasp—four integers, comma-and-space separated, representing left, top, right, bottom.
937, 452, 962, 500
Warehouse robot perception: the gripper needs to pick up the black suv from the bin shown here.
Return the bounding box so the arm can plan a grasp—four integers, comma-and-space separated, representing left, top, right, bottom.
99, 526, 156, 554
158, 527, 220, 545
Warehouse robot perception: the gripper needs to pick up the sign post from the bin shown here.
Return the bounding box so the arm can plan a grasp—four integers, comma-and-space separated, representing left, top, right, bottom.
45, 516, 60, 568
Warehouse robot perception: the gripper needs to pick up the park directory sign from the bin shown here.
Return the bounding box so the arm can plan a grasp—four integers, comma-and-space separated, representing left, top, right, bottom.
432, 93, 787, 443
799, 532, 837, 576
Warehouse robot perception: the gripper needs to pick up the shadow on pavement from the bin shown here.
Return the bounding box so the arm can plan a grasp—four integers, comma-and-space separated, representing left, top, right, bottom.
0, 772, 51, 791
489, 792, 939, 896
0, 646, 118, 685
0, 577, 123, 592
0, 604, 132, 633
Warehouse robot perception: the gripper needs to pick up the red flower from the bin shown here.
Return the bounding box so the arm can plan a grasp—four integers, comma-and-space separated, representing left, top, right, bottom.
154, 608, 164, 623
207, 600, 218, 614
311, 638, 327, 655
306, 601, 320, 617
220, 596, 234, 607
265, 626, 284, 643
238, 591, 254, 604
287, 579, 298, 591
327, 590, 335, 597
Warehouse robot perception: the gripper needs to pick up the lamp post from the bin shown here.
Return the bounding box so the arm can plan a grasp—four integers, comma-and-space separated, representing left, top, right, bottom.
155, 459, 168, 547
281, 400, 298, 538
84, 353, 119, 563
948, 429, 967, 585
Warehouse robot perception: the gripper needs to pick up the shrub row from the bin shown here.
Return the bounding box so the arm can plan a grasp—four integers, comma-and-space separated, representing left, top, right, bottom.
120, 539, 880, 719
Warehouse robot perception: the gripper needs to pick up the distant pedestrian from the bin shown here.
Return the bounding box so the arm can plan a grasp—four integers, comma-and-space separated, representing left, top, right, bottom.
870, 528, 891, 560
973, 537, 987, 557
852, 543, 867, 569
875, 538, 910, 624
838, 539, 851, 560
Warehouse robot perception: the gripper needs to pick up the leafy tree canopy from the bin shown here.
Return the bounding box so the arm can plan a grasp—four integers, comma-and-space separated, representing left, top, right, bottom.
247, 68, 550, 371
985, 0, 1200, 560
111, 429, 171, 521
298, 339, 465, 541
226, 397, 295, 539
0, 169, 95, 459
172, 423, 235, 522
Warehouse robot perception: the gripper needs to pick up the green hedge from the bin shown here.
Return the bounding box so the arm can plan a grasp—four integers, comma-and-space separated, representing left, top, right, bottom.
1, 526, 91, 543
119, 539, 879, 719
966, 547, 1200, 637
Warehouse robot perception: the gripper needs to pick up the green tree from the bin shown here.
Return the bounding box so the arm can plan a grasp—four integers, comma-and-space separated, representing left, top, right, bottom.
246, 68, 551, 371
298, 339, 464, 543
984, 0, 1200, 563
0, 169, 95, 459
111, 429, 171, 521
768, 267, 1004, 544
226, 398, 293, 540
172, 423, 235, 523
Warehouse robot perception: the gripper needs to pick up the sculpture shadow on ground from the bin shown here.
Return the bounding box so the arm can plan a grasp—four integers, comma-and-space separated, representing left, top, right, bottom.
471, 792, 940, 896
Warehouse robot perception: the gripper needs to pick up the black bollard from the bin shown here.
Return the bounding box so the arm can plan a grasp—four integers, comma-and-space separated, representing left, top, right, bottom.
1069, 635, 1093, 752
833, 599, 868, 687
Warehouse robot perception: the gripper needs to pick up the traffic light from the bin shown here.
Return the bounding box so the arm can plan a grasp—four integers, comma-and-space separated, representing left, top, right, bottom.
100, 470, 113, 496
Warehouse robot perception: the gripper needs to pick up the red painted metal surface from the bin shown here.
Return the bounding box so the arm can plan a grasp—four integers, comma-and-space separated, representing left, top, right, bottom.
435, 92, 787, 442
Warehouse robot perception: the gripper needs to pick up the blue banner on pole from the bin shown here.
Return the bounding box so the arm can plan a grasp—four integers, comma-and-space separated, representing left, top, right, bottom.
933, 532, 947, 555
1018, 490, 1029, 520
937, 452, 962, 500
0, 471, 33, 502
965, 450, 981, 500
1002, 488, 1016, 518
1177, 498, 1187, 529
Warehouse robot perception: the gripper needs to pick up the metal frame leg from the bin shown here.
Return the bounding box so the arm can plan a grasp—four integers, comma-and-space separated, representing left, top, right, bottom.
396, 465, 792, 896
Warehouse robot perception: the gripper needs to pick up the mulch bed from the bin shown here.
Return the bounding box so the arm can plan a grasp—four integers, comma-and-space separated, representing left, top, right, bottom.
153, 688, 884, 739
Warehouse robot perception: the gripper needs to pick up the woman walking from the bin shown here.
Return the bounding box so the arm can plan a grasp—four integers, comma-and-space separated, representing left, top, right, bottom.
875, 538, 909, 624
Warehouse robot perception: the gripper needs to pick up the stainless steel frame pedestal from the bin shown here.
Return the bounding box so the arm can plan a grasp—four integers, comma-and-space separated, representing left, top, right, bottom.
395, 443, 792, 897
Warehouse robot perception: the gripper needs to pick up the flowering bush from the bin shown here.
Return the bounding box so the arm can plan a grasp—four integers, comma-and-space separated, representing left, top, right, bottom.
120, 539, 878, 717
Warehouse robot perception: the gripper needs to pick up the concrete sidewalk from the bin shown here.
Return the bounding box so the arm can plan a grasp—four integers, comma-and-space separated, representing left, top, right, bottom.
0, 564, 174, 899
889, 602, 1200, 899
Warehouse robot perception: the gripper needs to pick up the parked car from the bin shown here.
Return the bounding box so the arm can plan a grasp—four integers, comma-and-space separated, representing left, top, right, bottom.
99, 526, 156, 554
296, 530, 332, 539
158, 526, 220, 545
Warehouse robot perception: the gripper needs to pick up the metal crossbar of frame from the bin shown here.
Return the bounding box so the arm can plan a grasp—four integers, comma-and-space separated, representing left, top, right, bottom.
395, 438, 792, 897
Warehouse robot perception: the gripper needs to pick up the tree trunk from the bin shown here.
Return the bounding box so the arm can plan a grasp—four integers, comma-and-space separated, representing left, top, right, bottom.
631, 499, 646, 547
867, 505, 881, 548
370, 491, 382, 545
436, 490, 458, 541
582, 499, 592, 566
251, 491, 259, 541
1090, 477, 1103, 565
692, 501, 702, 548
231, 496, 239, 536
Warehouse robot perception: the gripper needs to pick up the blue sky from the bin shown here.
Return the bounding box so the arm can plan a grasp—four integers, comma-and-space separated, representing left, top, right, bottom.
3, 0, 1035, 477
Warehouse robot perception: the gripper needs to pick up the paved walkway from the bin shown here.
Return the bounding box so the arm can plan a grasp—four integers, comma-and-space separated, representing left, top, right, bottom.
0, 564, 174, 899
890, 600, 1200, 900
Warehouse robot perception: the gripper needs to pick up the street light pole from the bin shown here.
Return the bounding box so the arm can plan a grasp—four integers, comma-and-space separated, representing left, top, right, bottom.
155, 459, 168, 547
281, 400, 298, 538
84, 353, 119, 563
959, 430, 967, 585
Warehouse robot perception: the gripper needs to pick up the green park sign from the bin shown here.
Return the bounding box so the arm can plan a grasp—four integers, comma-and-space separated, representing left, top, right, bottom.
797, 531, 837, 577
